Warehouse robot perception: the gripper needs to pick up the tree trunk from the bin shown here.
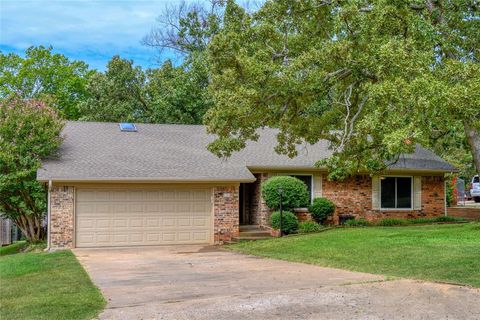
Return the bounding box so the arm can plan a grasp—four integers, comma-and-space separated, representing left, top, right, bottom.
464, 121, 480, 173
13, 214, 44, 243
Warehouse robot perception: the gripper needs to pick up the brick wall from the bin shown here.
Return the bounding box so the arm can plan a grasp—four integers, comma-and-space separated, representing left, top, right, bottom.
322, 175, 445, 222
213, 186, 240, 243
50, 186, 75, 249
250, 173, 271, 228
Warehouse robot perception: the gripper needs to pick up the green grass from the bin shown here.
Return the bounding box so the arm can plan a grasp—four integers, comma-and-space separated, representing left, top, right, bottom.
229, 223, 480, 287
0, 250, 106, 320
0, 241, 28, 256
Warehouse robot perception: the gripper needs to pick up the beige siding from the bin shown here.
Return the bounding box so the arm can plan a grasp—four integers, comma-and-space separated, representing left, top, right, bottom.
75, 186, 212, 247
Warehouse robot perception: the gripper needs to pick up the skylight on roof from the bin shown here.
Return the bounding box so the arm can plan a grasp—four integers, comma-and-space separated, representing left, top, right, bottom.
119, 123, 137, 132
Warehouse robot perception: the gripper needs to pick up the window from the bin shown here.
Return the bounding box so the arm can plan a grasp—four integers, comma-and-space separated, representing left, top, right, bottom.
381, 177, 412, 209
289, 175, 313, 201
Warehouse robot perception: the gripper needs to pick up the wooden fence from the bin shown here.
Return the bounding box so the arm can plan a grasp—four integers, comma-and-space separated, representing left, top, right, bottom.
0, 217, 12, 246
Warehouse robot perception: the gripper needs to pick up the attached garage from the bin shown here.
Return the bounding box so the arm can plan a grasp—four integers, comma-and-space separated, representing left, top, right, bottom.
75, 186, 213, 248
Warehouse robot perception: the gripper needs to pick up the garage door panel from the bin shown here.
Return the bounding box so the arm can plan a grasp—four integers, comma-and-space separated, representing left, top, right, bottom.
193, 218, 207, 226
193, 232, 208, 241
76, 188, 212, 247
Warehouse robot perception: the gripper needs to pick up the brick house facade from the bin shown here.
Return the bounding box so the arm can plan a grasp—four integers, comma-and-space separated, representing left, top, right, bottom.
40, 122, 454, 250
48, 173, 445, 249
213, 186, 240, 243
243, 173, 445, 228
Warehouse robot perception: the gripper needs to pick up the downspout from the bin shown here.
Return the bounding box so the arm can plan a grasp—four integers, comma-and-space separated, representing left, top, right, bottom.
444, 177, 447, 217
46, 180, 52, 251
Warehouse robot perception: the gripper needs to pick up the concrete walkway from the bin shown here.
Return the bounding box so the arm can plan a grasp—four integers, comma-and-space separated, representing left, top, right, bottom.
74, 245, 480, 320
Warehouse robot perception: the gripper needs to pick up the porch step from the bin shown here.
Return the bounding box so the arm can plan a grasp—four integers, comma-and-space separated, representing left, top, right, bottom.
238, 229, 271, 237
239, 225, 262, 231
233, 225, 272, 241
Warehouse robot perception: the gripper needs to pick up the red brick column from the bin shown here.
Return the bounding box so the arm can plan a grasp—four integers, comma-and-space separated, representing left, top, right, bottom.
50, 186, 75, 249
213, 186, 239, 244
251, 173, 271, 228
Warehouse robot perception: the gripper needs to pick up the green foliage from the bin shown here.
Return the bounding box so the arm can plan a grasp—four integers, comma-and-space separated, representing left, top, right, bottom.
377, 218, 408, 227
0, 241, 27, 256
147, 57, 212, 124
261, 176, 310, 210
408, 216, 467, 224
309, 197, 335, 223
298, 221, 322, 233
446, 176, 455, 207
79, 56, 212, 124
0, 96, 64, 241
0, 46, 92, 119
205, 0, 480, 174
344, 218, 372, 227
269, 211, 298, 234
79, 56, 149, 122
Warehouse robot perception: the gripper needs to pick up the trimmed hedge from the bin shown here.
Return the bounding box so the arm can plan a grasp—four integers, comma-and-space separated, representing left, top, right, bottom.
309, 197, 335, 223
345, 216, 467, 227
269, 211, 299, 234
377, 218, 408, 226
262, 176, 310, 210
298, 221, 322, 233
344, 218, 372, 227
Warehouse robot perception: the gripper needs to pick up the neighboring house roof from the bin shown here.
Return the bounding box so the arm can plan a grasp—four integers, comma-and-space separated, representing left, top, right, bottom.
37, 121, 456, 182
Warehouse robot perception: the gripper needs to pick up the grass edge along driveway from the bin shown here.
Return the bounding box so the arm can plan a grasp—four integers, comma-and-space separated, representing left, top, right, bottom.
0, 250, 106, 320
228, 223, 480, 288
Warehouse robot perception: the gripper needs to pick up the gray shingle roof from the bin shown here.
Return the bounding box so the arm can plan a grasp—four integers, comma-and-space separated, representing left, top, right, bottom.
37, 121, 456, 182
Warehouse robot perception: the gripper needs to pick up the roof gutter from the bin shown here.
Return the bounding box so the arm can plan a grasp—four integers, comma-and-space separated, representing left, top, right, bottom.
37, 177, 257, 184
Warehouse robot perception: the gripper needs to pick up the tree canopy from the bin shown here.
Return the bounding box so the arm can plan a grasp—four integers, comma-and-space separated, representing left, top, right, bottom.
0, 96, 64, 241
0, 46, 92, 119
205, 0, 480, 178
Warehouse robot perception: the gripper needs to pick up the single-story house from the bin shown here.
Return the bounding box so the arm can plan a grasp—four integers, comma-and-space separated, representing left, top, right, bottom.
38, 121, 456, 249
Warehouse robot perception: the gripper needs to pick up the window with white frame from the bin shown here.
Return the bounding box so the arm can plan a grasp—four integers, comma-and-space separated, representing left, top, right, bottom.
380, 177, 412, 209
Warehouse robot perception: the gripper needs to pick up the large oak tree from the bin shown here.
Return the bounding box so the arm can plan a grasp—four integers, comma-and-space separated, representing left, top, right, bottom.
205, 0, 480, 178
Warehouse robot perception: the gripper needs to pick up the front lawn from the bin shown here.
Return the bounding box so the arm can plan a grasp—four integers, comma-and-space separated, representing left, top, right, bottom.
229, 223, 480, 287
0, 250, 105, 320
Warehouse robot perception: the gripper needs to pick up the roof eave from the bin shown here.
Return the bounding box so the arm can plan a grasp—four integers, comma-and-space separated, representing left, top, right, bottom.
37, 176, 257, 184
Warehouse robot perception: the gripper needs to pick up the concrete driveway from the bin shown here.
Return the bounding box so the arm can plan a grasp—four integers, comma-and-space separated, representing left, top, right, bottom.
74, 245, 480, 320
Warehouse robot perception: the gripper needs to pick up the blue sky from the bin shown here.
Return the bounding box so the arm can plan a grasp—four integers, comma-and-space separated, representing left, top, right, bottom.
0, 0, 184, 70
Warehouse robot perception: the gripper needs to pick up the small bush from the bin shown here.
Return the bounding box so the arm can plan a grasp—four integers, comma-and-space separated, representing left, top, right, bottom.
262, 176, 310, 210
344, 218, 372, 227
309, 197, 335, 223
270, 211, 299, 234
377, 218, 407, 226
432, 216, 465, 223
298, 221, 322, 233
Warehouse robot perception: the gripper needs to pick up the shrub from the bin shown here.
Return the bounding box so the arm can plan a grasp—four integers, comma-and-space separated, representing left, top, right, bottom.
377, 218, 407, 226
262, 176, 310, 210
344, 218, 372, 227
269, 211, 299, 234
309, 197, 335, 223
298, 221, 322, 233
432, 216, 465, 223
408, 217, 437, 224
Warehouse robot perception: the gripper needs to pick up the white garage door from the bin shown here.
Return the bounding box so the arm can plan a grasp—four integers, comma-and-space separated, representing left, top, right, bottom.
75, 187, 212, 248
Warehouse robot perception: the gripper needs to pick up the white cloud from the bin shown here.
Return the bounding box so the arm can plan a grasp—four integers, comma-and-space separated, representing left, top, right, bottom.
0, 0, 185, 69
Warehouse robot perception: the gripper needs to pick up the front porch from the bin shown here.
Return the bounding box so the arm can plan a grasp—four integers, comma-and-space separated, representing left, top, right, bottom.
239, 174, 271, 228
